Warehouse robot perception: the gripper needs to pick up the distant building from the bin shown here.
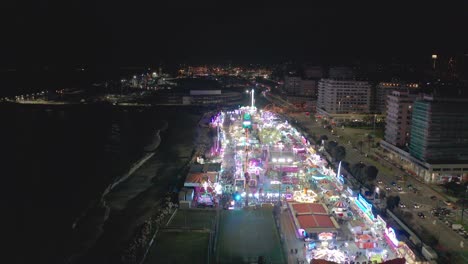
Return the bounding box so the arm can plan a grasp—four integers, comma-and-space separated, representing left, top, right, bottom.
189, 66, 209, 76
301, 79, 317, 97
375, 82, 419, 113
317, 79, 371, 115
156, 78, 242, 106
303, 66, 323, 79
284, 75, 318, 97
328, 67, 354, 79
384, 90, 416, 148
284, 75, 302, 95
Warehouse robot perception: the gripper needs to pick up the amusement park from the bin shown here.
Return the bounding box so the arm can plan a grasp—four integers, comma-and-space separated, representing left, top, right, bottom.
177, 90, 421, 264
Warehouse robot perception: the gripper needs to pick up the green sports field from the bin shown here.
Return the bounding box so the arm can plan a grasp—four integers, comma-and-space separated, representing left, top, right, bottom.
144, 231, 209, 264
167, 209, 216, 229
216, 208, 286, 264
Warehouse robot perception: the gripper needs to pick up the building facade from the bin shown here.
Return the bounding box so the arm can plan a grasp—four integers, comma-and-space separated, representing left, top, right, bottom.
301, 79, 317, 97
303, 66, 323, 79
381, 93, 468, 183
284, 75, 302, 95
375, 82, 419, 114
409, 94, 468, 162
328, 67, 354, 79
284, 75, 318, 97
317, 79, 371, 114
384, 90, 415, 148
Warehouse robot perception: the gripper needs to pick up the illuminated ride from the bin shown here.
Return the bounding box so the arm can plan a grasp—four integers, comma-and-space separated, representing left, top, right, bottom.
293, 190, 317, 203
242, 112, 252, 129
308, 249, 346, 263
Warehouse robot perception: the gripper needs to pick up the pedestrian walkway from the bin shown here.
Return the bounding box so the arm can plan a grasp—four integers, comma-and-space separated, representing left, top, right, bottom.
279, 208, 308, 263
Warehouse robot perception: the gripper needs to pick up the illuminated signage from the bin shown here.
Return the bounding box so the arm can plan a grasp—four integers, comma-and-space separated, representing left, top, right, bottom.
338, 175, 345, 184
385, 227, 399, 247
243, 113, 252, 128
355, 194, 374, 220
358, 194, 372, 212
318, 232, 334, 241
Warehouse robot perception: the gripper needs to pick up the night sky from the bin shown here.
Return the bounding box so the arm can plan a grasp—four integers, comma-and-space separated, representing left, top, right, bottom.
3, 1, 468, 67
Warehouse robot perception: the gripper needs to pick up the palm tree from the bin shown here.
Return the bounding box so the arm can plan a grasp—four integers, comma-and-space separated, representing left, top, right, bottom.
334, 146, 346, 161
357, 141, 364, 154
366, 134, 374, 152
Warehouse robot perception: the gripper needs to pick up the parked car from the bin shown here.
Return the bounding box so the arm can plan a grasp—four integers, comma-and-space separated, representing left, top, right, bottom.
399, 203, 406, 208
391, 181, 397, 186
418, 212, 426, 219
414, 203, 421, 209
397, 186, 403, 191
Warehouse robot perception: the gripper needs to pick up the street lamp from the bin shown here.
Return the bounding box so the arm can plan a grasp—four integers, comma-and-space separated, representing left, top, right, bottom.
373, 114, 377, 136
251, 88, 255, 108
432, 54, 438, 70
461, 186, 468, 224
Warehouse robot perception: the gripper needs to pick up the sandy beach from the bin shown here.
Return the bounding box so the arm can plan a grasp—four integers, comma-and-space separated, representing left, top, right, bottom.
71, 108, 212, 264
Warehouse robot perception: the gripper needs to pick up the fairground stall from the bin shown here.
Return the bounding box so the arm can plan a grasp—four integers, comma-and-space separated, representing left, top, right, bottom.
288, 202, 340, 243
184, 164, 220, 207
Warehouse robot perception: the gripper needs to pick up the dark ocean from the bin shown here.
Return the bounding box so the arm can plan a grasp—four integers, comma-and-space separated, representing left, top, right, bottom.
1, 103, 169, 262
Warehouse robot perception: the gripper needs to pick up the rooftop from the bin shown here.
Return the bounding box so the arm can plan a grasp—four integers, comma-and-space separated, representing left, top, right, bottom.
297, 214, 336, 229
288, 202, 339, 232
292, 203, 328, 215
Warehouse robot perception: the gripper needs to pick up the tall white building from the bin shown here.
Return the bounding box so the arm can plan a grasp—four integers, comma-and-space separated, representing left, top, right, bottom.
317, 79, 371, 114
384, 90, 415, 148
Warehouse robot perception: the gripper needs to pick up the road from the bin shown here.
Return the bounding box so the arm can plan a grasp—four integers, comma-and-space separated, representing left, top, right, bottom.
298, 114, 467, 248
263, 93, 467, 254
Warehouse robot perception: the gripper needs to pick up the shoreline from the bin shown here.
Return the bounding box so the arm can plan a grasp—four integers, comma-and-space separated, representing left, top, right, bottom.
67, 147, 160, 263
69, 111, 208, 264
71, 120, 169, 231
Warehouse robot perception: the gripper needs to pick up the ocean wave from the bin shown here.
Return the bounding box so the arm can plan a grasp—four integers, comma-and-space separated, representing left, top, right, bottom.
144, 130, 162, 152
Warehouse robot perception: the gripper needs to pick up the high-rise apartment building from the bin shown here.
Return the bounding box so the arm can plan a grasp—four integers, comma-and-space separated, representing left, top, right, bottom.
384, 90, 416, 148
317, 79, 371, 114
409, 94, 468, 162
